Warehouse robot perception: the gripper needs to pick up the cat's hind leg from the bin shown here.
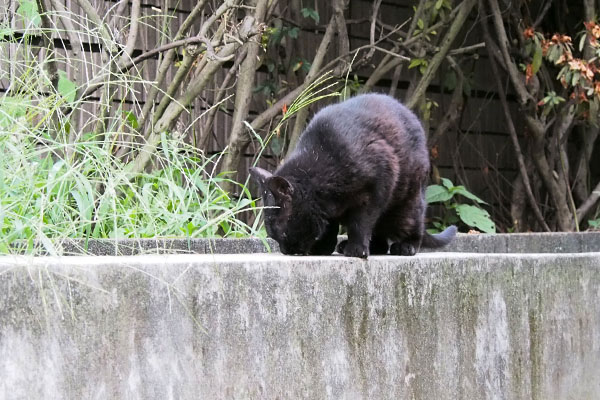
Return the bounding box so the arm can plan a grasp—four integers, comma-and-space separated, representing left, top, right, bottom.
389, 239, 419, 256
377, 193, 426, 256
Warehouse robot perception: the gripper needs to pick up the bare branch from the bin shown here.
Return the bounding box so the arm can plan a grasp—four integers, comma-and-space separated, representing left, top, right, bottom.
73, 0, 117, 54
128, 14, 261, 175
448, 42, 485, 56
48, 0, 82, 59
152, 45, 203, 125
429, 56, 464, 147
119, 0, 141, 63
136, 0, 210, 133
361, 52, 403, 93
220, 0, 271, 183
576, 181, 600, 224
334, 0, 350, 58
199, 48, 248, 148
361, 0, 382, 62
73, 0, 219, 110
486, 0, 532, 105
36, 0, 57, 87
287, 13, 338, 151
482, 13, 551, 232
406, 0, 477, 110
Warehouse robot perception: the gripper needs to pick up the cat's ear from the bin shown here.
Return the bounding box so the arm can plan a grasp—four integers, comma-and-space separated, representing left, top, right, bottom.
249, 167, 272, 188
267, 176, 294, 200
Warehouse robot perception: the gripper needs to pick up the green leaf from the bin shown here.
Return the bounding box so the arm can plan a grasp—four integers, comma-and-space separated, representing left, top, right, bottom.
579, 33, 587, 52
301, 59, 312, 72
71, 173, 94, 224
548, 45, 561, 64
269, 135, 284, 156
0, 96, 30, 127
0, 27, 15, 40
301, 7, 320, 23
441, 177, 454, 189
39, 231, 58, 256
456, 204, 496, 233
532, 43, 543, 74
571, 71, 580, 87
17, 0, 41, 27
287, 27, 299, 39
443, 70, 457, 91
268, 27, 283, 44
124, 111, 139, 129
409, 59, 423, 69
425, 184, 453, 203
58, 71, 77, 103
452, 186, 487, 204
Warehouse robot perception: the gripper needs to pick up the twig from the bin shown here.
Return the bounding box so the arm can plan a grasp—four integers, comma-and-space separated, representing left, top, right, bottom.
362, 0, 382, 62
448, 42, 485, 56
372, 46, 410, 60
533, 0, 553, 28
49, 0, 82, 60
481, 2, 551, 232
576, 181, 600, 224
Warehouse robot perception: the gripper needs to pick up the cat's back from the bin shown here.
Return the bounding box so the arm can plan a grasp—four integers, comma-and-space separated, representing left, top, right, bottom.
300, 93, 425, 152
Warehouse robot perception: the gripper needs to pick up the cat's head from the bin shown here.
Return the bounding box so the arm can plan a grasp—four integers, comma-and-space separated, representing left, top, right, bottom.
249, 167, 327, 255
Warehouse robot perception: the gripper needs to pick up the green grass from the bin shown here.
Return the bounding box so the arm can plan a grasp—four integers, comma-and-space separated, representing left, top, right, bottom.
0, 127, 264, 255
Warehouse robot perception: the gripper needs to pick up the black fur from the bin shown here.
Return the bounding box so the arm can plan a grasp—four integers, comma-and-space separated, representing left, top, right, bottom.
250, 93, 456, 258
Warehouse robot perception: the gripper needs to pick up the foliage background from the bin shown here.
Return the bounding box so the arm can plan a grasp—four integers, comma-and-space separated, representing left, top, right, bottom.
2, 0, 600, 248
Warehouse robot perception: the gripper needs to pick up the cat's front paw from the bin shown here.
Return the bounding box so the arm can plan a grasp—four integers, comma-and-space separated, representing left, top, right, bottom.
343, 242, 369, 258
390, 242, 416, 256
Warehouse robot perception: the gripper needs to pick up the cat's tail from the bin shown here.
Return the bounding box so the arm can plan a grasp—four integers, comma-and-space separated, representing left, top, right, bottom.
421, 225, 457, 248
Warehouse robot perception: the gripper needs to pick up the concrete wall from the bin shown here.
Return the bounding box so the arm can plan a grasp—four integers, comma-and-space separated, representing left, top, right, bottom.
1, 252, 599, 399
27, 231, 600, 255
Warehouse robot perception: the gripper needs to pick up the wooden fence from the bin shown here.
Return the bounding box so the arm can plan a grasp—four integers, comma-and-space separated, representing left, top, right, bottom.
1, 0, 527, 228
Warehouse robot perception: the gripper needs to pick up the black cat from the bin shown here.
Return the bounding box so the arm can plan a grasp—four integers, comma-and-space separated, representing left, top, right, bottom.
250, 93, 456, 258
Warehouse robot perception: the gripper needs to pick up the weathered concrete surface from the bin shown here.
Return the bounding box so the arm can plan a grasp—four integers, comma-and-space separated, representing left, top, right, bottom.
1, 253, 599, 399
16, 237, 277, 256
16, 231, 600, 255
424, 231, 600, 253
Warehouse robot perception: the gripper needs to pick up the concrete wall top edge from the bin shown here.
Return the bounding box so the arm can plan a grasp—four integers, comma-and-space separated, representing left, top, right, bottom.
6, 231, 600, 255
